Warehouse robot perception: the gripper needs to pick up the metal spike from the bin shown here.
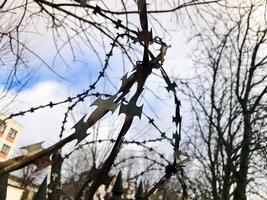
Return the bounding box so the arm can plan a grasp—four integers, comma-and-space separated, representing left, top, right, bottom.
165, 81, 177, 92
118, 73, 129, 93
72, 96, 118, 146
91, 96, 118, 113
118, 72, 136, 94
119, 101, 143, 119
138, 30, 153, 44
137, 0, 153, 43
33, 176, 47, 200
135, 181, 144, 199
112, 171, 123, 198
173, 115, 181, 125
72, 115, 89, 145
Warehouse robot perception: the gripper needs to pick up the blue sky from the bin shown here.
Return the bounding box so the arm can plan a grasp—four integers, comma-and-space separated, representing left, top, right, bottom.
2, 1, 266, 198
2, 29, 191, 151
0, 2, 195, 161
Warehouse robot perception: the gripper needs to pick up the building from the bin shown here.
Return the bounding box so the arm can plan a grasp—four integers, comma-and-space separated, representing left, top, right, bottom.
6, 174, 38, 200
0, 113, 22, 161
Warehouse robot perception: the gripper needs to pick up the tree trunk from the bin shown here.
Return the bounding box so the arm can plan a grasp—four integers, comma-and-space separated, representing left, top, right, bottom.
222, 160, 231, 200
233, 113, 251, 200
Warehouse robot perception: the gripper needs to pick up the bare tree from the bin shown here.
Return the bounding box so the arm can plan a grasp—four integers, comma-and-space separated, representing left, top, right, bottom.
0, 5, 31, 108
180, 1, 267, 199
0, 0, 222, 200
19, 164, 44, 187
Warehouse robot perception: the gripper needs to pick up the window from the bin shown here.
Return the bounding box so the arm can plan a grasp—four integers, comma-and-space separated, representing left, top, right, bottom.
0, 120, 6, 133
8, 128, 17, 138
1, 144, 11, 154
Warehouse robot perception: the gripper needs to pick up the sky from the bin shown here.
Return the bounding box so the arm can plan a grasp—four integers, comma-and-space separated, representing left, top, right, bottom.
2, 1, 266, 199
2, 0, 265, 151
0, 0, 196, 160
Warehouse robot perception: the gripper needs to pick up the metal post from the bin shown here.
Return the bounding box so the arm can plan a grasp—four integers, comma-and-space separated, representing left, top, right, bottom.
33, 176, 47, 200
110, 171, 123, 200
135, 181, 144, 200
48, 151, 63, 200
0, 173, 9, 200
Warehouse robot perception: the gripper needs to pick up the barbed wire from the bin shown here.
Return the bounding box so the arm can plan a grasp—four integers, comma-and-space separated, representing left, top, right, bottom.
4, 93, 111, 120
1, 1, 187, 198
63, 138, 170, 164
58, 33, 128, 139
128, 166, 163, 181
113, 155, 166, 168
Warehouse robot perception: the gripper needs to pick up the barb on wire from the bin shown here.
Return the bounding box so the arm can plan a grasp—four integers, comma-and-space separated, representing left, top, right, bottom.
59, 33, 127, 139
128, 167, 163, 181
0, 0, 189, 198
113, 155, 165, 168
63, 136, 170, 163
74, 2, 162, 198
4, 93, 112, 121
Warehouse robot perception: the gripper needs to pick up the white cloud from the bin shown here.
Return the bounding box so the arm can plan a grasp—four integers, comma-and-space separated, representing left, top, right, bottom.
0, 81, 72, 149
0, 0, 195, 159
